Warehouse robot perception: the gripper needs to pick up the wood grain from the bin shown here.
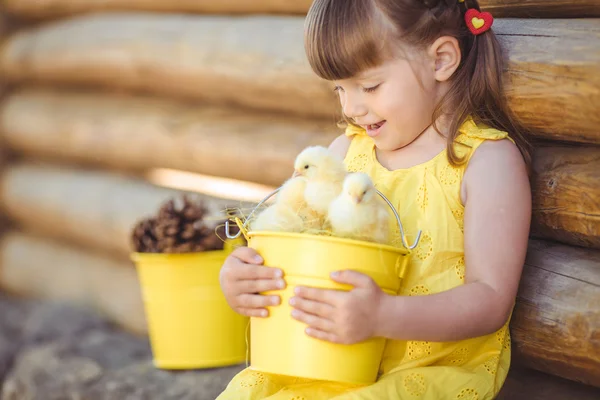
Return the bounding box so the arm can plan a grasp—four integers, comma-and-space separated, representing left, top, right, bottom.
2, 0, 599, 18
480, 0, 600, 18
530, 146, 600, 249
0, 16, 598, 143
0, 89, 340, 187
511, 239, 600, 386
0, 0, 315, 17
0, 163, 238, 258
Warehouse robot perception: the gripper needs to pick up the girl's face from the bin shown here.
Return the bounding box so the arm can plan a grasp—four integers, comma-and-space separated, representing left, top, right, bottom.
334, 53, 440, 152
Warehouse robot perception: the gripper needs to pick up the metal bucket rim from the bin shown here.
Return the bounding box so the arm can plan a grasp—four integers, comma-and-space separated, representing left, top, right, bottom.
247, 230, 410, 255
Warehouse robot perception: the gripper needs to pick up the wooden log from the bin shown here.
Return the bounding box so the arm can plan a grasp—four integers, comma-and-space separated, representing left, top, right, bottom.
0, 15, 598, 144
480, 0, 600, 18
0, 232, 147, 335
495, 19, 600, 144
498, 365, 600, 400
0, 14, 339, 121
0, 89, 340, 187
0, 163, 237, 258
530, 146, 600, 249
511, 239, 600, 387
0, 0, 315, 17
2, 0, 599, 19
2, 89, 597, 249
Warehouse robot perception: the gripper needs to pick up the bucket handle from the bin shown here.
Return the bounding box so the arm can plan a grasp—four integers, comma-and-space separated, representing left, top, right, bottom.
225, 185, 421, 251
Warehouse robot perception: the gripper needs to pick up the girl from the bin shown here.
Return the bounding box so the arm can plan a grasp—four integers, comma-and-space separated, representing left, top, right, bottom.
218, 0, 531, 398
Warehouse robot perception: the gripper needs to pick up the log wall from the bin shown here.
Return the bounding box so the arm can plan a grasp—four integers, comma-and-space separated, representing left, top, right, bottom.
1, 16, 599, 143
3, 0, 600, 19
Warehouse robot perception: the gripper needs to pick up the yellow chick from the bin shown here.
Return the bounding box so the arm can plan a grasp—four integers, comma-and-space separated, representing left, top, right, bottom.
327, 172, 390, 244
294, 146, 347, 225
250, 176, 307, 233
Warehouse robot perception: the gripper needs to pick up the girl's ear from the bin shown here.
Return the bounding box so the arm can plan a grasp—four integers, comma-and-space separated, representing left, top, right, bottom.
429, 36, 461, 82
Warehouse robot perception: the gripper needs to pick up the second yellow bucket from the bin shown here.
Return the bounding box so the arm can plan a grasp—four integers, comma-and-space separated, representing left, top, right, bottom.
247, 231, 410, 385
131, 247, 248, 369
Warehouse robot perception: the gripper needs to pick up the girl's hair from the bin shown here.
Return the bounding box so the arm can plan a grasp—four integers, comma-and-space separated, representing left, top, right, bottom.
304, 0, 532, 168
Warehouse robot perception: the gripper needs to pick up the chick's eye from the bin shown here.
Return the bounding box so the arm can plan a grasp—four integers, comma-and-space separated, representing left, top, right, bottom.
304, 165, 309, 169
363, 190, 367, 195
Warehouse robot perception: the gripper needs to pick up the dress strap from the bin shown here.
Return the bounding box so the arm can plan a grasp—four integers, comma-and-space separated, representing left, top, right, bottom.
344, 123, 367, 138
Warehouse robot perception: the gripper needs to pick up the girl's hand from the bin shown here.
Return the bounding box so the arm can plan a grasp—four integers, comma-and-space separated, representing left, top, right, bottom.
289, 270, 387, 344
219, 246, 286, 318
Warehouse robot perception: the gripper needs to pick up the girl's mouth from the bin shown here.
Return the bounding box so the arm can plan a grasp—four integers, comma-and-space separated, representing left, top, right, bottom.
365, 121, 386, 137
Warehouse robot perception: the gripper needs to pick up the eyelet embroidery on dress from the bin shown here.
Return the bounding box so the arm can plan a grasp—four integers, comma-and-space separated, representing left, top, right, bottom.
454, 256, 465, 281
409, 285, 430, 296
495, 324, 508, 344
346, 153, 369, 172
403, 373, 427, 397
443, 347, 470, 366
451, 208, 465, 232
415, 232, 433, 261
239, 371, 266, 388
439, 164, 461, 185
416, 182, 429, 210
408, 341, 432, 360
483, 356, 500, 375
455, 388, 479, 400
503, 332, 511, 350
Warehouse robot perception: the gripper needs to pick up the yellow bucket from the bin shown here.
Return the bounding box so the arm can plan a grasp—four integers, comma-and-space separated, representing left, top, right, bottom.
226, 186, 420, 384
246, 231, 409, 385
131, 246, 248, 369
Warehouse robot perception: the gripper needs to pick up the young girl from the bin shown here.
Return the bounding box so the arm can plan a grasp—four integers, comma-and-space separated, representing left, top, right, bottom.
218, 0, 531, 398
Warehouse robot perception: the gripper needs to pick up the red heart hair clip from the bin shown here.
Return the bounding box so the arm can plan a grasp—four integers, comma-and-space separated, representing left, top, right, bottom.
464, 9, 493, 35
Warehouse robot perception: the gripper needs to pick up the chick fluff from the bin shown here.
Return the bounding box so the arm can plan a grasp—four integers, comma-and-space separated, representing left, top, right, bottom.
250, 176, 307, 233
293, 146, 347, 228
327, 172, 391, 244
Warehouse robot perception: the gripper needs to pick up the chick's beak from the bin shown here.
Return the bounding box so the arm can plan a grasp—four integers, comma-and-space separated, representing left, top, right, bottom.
293, 169, 302, 178
352, 194, 363, 204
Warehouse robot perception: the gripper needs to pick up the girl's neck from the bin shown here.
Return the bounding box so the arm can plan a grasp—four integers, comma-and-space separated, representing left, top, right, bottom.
375, 122, 448, 171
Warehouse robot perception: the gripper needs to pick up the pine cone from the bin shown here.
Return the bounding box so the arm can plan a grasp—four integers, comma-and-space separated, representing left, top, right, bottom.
131, 195, 229, 253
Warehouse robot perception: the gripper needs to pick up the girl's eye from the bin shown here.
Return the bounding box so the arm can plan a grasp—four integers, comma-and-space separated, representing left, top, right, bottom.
363, 84, 380, 93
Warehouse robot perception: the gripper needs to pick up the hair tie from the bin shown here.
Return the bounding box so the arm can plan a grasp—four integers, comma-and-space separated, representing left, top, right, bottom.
461, 1, 493, 35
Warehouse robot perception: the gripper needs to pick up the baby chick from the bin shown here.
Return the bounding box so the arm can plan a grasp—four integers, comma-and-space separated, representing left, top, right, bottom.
327, 172, 390, 244
250, 176, 307, 233
294, 146, 347, 223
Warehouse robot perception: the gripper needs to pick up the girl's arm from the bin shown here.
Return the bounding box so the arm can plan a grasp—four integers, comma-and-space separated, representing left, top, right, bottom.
377, 139, 531, 341
328, 133, 352, 159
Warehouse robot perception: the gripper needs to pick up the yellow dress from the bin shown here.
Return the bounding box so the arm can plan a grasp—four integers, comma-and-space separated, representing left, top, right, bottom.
217, 117, 513, 400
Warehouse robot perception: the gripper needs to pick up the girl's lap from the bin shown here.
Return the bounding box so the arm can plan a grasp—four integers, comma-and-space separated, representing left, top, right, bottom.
217, 367, 496, 400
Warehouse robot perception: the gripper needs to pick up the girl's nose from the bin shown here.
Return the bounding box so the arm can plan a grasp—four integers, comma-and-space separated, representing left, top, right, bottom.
342, 93, 368, 120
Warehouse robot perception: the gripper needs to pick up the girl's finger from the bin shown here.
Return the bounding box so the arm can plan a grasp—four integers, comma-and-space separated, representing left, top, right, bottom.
237, 293, 281, 309
290, 309, 335, 333
238, 263, 284, 280
232, 247, 264, 264
294, 286, 338, 304
304, 327, 340, 344
237, 307, 269, 318
289, 296, 334, 319
238, 278, 286, 294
